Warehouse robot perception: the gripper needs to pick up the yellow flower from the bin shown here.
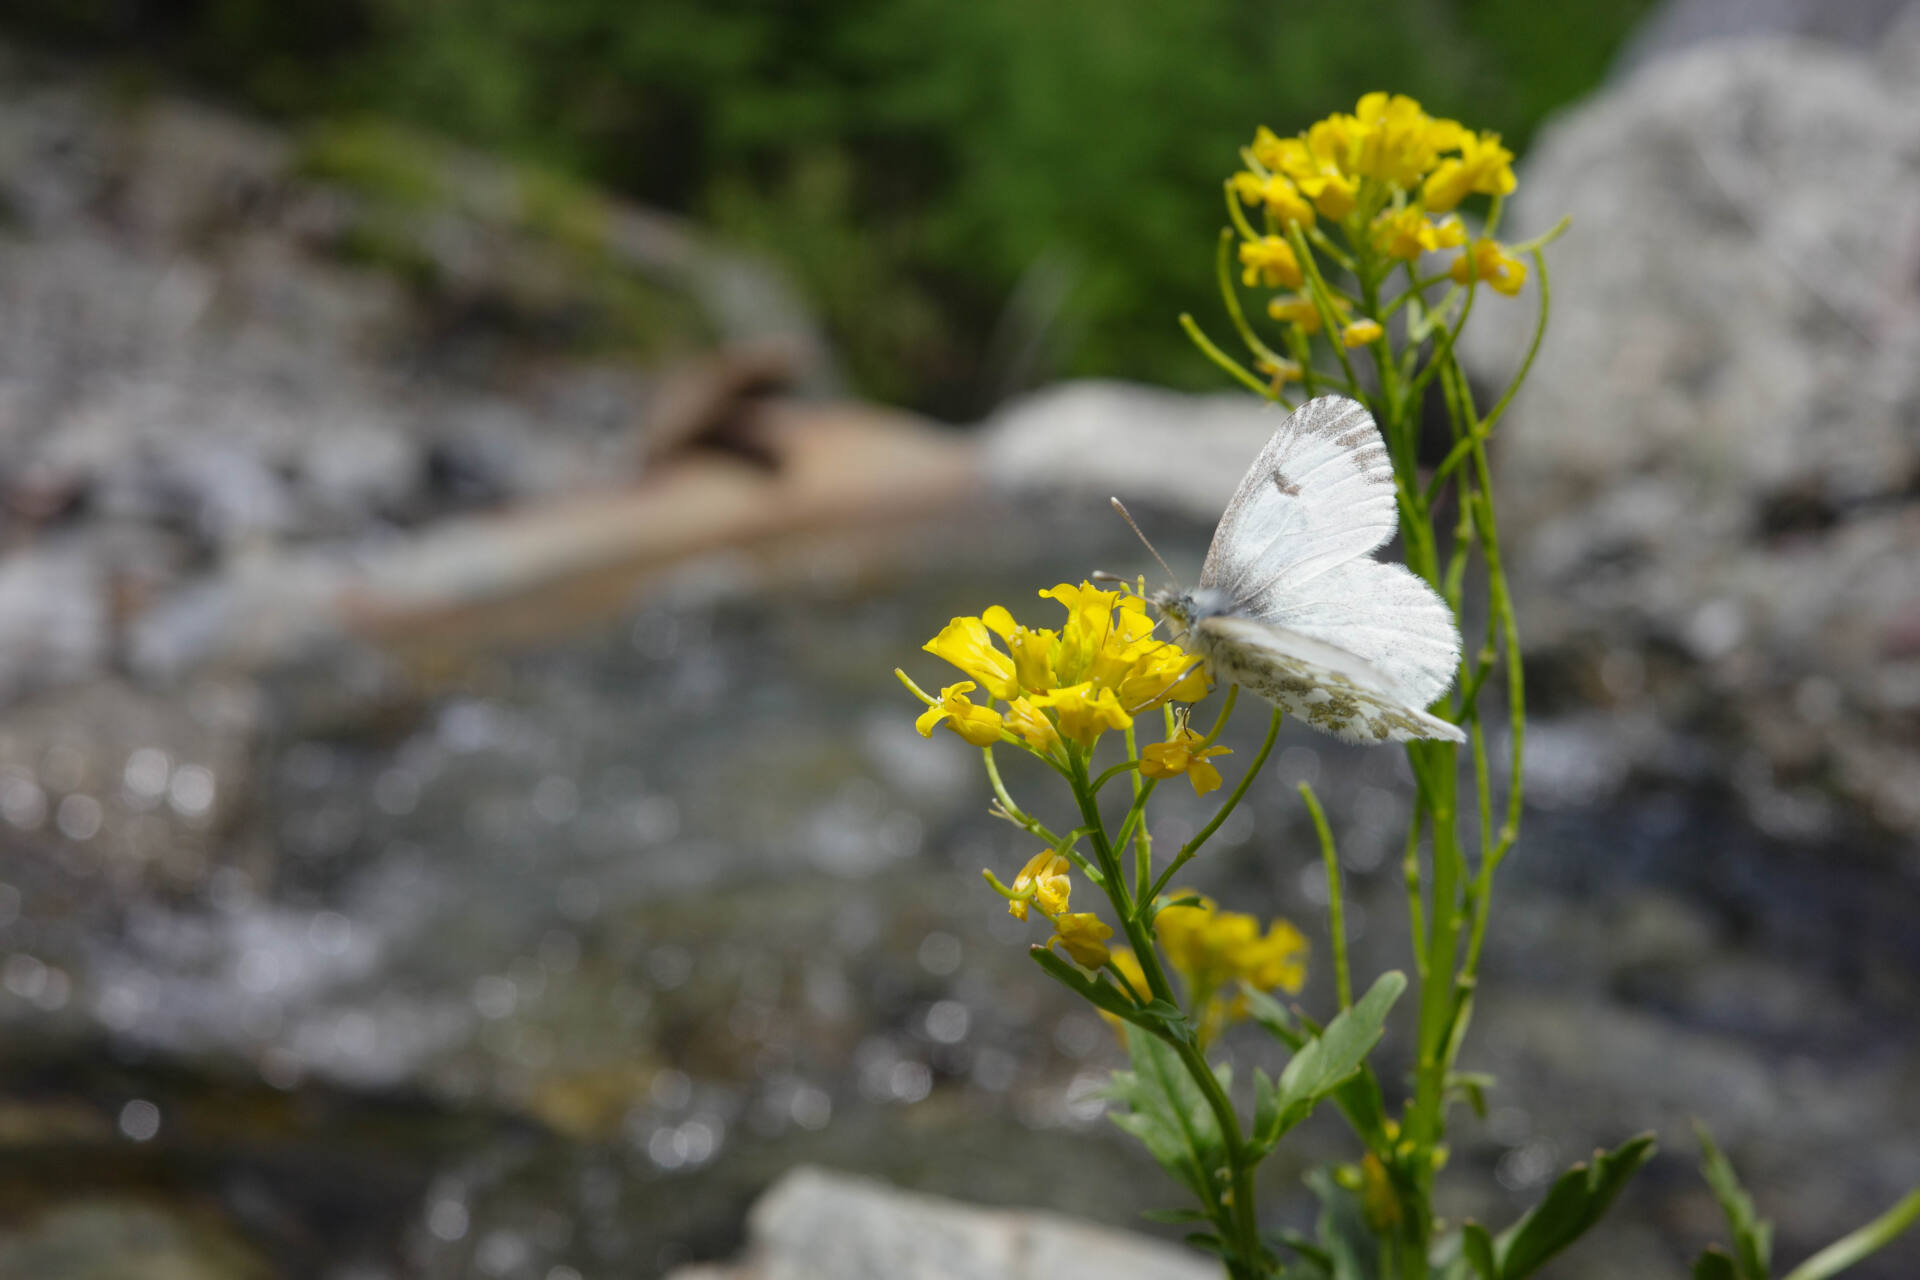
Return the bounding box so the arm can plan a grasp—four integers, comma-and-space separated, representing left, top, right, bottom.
1231, 171, 1315, 229
1255, 354, 1303, 386
1266, 118, 1363, 219
1095, 604, 1207, 711
1422, 130, 1516, 213
1139, 725, 1233, 796
1154, 894, 1219, 978
1370, 207, 1467, 261
1351, 92, 1454, 187
1238, 235, 1302, 288
1265, 291, 1348, 334
1341, 318, 1384, 348
1051, 912, 1114, 969
982, 605, 1059, 693
1247, 124, 1291, 173
1153, 893, 1309, 1043
1114, 645, 1209, 712
1032, 682, 1132, 749
914, 682, 1005, 747
924, 617, 1018, 699
1449, 237, 1528, 296
1038, 581, 1124, 686
1003, 696, 1061, 753
1007, 850, 1072, 921
918, 584, 1209, 755
1234, 919, 1309, 994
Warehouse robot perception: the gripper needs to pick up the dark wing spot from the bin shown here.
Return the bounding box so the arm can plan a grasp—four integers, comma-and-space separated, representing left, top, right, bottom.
1271, 470, 1301, 497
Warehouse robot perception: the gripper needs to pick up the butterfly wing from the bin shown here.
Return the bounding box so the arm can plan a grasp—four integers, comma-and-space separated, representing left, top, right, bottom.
1200, 395, 1460, 710
1200, 396, 1397, 603
1196, 614, 1465, 744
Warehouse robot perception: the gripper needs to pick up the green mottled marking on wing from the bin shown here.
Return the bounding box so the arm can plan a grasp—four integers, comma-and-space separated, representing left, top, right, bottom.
1196, 616, 1462, 745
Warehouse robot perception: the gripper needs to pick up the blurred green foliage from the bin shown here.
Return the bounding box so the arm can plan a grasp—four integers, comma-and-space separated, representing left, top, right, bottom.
6, 0, 1655, 414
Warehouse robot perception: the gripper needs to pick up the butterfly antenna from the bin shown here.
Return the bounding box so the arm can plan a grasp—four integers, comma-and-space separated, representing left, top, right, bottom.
1109, 497, 1181, 588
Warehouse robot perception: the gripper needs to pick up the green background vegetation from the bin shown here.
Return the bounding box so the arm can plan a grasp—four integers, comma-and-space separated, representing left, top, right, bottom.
7, 0, 1656, 416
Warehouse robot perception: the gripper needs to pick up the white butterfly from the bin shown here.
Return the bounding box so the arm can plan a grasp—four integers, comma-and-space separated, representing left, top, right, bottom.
1140, 395, 1465, 745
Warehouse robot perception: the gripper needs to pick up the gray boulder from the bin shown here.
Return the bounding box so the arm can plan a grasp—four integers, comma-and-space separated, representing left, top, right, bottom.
1464, 36, 1920, 847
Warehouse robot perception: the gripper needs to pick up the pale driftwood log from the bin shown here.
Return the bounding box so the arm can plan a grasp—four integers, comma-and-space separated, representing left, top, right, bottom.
129, 398, 980, 680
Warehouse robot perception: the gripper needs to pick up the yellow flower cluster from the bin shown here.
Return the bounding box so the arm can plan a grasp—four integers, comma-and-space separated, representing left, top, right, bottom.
1004, 850, 1113, 968
1232, 92, 1529, 325
910, 582, 1210, 755
1110, 893, 1308, 1045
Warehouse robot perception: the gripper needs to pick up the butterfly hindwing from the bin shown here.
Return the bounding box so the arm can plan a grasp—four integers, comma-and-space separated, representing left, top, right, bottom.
1249, 556, 1461, 710
1194, 614, 1465, 745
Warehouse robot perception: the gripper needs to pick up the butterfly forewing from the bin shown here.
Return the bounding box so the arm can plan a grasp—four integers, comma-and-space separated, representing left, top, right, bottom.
1199, 396, 1397, 603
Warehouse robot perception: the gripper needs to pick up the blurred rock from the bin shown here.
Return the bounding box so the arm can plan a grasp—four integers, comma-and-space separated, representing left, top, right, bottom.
0, 43, 843, 700
666, 1166, 1213, 1280
1464, 36, 1920, 849
0, 1199, 270, 1280
982, 379, 1280, 527
0, 547, 109, 703
1618, 0, 1916, 71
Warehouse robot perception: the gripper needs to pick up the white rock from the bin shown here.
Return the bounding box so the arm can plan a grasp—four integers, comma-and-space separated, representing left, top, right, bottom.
668, 1166, 1215, 1280
982, 379, 1282, 525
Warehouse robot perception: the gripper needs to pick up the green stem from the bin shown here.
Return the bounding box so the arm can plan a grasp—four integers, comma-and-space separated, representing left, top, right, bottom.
983, 747, 1065, 847
1197, 684, 1240, 747
1112, 779, 1160, 866
1298, 782, 1351, 1010
1782, 1187, 1920, 1280
1288, 224, 1362, 395
1182, 314, 1278, 400
1174, 1035, 1264, 1278
1144, 706, 1284, 913
1214, 228, 1291, 376
1067, 744, 1262, 1278
1401, 798, 1427, 977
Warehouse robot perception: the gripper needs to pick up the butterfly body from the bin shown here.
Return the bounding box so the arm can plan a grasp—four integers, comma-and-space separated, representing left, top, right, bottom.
1143, 396, 1465, 745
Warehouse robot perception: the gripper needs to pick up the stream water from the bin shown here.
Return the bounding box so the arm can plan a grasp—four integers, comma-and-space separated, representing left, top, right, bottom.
0, 498, 1913, 1279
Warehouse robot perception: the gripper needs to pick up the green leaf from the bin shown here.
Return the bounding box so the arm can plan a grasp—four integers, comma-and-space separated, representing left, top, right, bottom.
1494, 1133, 1656, 1279
1332, 1065, 1394, 1154
1695, 1122, 1772, 1280
1460, 1221, 1497, 1280
1242, 981, 1393, 1152
1271, 971, 1406, 1136
1253, 1068, 1281, 1152
1184, 1231, 1228, 1257
1270, 1227, 1333, 1275
1449, 1070, 1498, 1119
1307, 1165, 1382, 1280
1104, 1024, 1225, 1203
1241, 982, 1305, 1049
1693, 1247, 1741, 1280
1132, 997, 1196, 1043
1029, 946, 1139, 1021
